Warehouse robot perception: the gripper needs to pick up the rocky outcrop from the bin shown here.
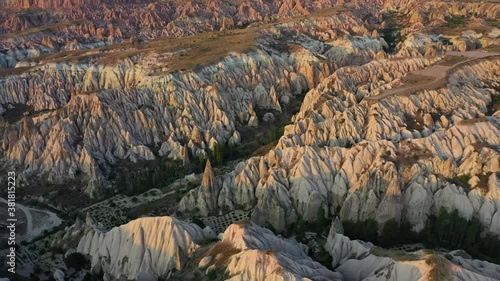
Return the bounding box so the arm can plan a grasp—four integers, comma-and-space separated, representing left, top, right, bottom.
76, 216, 213, 280
201, 221, 343, 281
324, 223, 371, 267
324, 221, 423, 281
323, 221, 500, 281
179, 53, 500, 234
1, 12, 388, 197
448, 250, 500, 281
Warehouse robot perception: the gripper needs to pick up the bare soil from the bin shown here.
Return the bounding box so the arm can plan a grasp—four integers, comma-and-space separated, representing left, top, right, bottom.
367, 50, 500, 100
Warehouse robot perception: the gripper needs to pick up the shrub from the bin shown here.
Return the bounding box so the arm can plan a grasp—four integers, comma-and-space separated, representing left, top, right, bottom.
192, 217, 205, 228
457, 174, 471, 186
445, 16, 468, 28
379, 219, 401, 247
342, 219, 378, 244
427, 254, 452, 281
207, 270, 218, 280
64, 252, 89, 270
295, 219, 306, 241
315, 208, 327, 234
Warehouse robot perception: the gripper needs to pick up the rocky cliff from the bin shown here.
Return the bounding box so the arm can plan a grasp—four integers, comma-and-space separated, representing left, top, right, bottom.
74, 217, 500, 281
76, 216, 214, 280
0, 10, 390, 198
180, 51, 500, 234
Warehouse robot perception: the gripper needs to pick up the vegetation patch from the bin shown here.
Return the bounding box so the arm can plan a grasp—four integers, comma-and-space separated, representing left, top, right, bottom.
379, 11, 406, 53
64, 252, 90, 271
444, 16, 469, 28
457, 174, 471, 187
485, 19, 500, 28
491, 94, 500, 113
371, 247, 420, 261
426, 254, 452, 281
342, 219, 379, 244
1, 103, 34, 124
203, 241, 241, 268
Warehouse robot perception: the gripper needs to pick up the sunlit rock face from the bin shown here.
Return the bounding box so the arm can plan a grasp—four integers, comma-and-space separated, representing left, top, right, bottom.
2, 0, 499, 202
76, 216, 211, 280
75, 216, 500, 281
0, 6, 391, 196
1, 0, 500, 243
204, 221, 343, 281
180, 54, 500, 234
2, 0, 500, 280
75, 217, 341, 281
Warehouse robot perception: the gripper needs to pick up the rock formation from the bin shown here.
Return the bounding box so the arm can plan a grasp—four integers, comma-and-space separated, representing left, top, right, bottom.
200, 221, 343, 281
2, 0, 500, 278
76, 216, 213, 280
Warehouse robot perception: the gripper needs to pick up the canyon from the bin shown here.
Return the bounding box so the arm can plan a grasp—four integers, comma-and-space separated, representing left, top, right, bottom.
0, 0, 499, 280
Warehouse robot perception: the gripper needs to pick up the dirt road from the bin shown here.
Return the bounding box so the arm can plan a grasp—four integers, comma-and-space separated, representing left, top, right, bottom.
366, 50, 500, 101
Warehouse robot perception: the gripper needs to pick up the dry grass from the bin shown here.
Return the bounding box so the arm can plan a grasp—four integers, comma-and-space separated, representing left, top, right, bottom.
396, 77, 447, 97
1, 24, 262, 76
484, 44, 500, 53
371, 247, 420, 261
0, 20, 85, 39
0, 5, 352, 77
284, 5, 349, 22
474, 171, 492, 194
151, 29, 260, 73
125, 193, 178, 219
252, 142, 277, 156
203, 241, 241, 268
436, 55, 468, 66
426, 16, 496, 36
458, 117, 489, 125
400, 74, 435, 85
24, 48, 92, 64
426, 254, 452, 281
0, 66, 32, 77
391, 54, 500, 98
0, 28, 260, 76
396, 141, 434, 168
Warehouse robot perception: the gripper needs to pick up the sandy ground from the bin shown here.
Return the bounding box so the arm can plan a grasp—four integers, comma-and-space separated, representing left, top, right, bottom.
366, 50, 500, 100
0, 198, 61, 243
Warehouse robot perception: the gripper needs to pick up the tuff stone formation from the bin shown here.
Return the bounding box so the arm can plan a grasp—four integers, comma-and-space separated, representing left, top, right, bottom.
1, 0, 500, 280
76, 216, 213, 280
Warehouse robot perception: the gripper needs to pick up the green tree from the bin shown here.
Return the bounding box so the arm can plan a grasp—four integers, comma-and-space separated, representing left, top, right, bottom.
211, 143, 225, 165
464, 217, 480, 249
478, 234, 500, 261
198, 154, 207, 172
436, 207, 450, 244
363, 219, 379, 243
379, 219, 401, 247
342, 219, 378, 244
400, 219, 417, 244
64, 252, 89, 270
296, 219, 306, 241
316, 207, 327, 234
